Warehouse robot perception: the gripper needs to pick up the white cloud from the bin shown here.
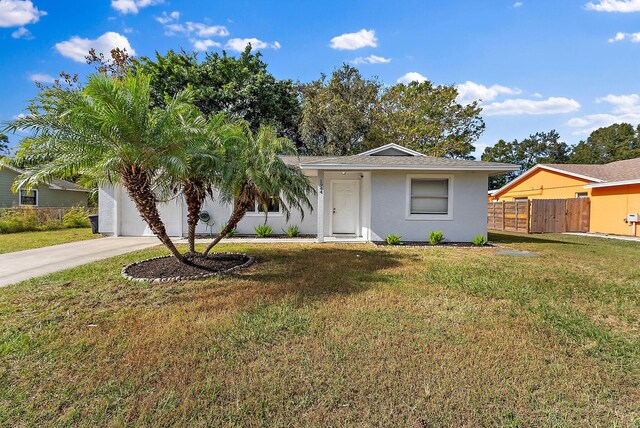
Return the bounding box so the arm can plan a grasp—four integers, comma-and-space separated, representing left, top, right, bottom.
586, 0, 640, 12
155, 10, 180, 25
608, 31, 640, 42
111, 0, 163, 15
568, 93, 640, 134
191, 39, 221, 51
397, 72, 428, 84
482, 97, 581, 116
29, 73, 55, 83
55, 32, 135, 63
11, 26, 32, 39
0, 0, 46, 28
456, 81, 521, 104
513, 2, 524, 7
330, 29, 377, 50
225, 38, 281, 52
351, 55, 391, 64
531, 92, 543, 98
163, 21, 229, 37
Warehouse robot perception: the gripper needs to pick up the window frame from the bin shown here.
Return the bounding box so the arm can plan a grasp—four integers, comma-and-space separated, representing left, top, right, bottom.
405, 174, 454, 221
575, 192, 588, 199
244, 196, 284, 217
18, 188, 38, 207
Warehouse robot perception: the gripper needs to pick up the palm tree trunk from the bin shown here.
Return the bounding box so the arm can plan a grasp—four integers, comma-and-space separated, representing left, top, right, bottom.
122, 167, 184, 263
183, 178, 205, 253
202, 201, 251, 256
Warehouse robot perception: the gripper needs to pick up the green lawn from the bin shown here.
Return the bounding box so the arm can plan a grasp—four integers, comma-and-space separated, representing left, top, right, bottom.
0, 233, 638, 426
0, 228, 100, 254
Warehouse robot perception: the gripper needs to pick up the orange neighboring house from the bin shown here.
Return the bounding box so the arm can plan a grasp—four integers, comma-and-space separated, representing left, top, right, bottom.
489, 158, 640, 237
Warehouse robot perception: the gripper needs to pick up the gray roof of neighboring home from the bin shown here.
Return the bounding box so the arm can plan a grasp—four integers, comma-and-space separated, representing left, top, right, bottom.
542, 157, 640, 182
1, 164, 90, 192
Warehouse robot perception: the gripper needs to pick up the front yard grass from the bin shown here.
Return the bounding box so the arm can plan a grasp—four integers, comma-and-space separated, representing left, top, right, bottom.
0, 228, 100, 254
0, 232, 638, 426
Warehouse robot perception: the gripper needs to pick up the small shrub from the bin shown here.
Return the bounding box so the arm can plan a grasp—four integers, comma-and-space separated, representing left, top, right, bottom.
385, 234, 403, 245
0, 208, 40, 234
220, 223, 237, 237
473, 234, 488, 246
255, 224, 273, 237
283, 225, 299, 238
62, 207, 90, 228
429, 230, 444, 245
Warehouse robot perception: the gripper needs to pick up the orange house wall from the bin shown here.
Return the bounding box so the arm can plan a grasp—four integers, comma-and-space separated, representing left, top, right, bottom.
492, 169, 592, 201
590, 184, 640, 237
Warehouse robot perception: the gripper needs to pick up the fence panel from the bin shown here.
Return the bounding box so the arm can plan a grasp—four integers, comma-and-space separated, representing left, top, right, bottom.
499, 198, 591, 234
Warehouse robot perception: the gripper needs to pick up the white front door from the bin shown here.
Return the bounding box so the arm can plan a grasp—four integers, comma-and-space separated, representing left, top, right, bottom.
331, 180, 359, 235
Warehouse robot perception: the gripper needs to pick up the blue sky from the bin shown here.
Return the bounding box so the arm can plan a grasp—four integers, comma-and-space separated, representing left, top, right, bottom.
2, 0, 640, 157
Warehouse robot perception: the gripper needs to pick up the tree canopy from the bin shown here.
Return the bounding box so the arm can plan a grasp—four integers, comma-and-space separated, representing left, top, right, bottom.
134, 46, 301, 143
0, 133, 8, 156
298, 64, 381, 155
483, 124, 640, 190
482, 131, 571, 189
368, 81, 484, 158
568, 123, 640, 164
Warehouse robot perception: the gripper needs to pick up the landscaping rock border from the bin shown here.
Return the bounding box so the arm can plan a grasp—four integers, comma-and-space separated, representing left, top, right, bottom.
121, 252, 255, 283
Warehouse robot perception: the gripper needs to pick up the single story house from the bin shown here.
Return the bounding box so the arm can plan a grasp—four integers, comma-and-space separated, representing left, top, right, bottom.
99, 144, 518, 242
489, 158, 640, 236
0, 164, 90, 208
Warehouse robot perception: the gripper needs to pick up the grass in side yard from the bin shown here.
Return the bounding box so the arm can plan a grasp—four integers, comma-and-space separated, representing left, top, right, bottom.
0, 228, 100, 254
0, 233, 638, 426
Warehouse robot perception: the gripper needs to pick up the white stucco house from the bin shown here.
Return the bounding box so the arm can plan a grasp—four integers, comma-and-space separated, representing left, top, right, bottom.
98, 144, 518, 242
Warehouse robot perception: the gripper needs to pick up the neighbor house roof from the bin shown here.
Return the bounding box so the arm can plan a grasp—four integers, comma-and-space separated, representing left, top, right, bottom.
492, 157, 640, 196
0, 164, 91, 192
281, 143, 518, 174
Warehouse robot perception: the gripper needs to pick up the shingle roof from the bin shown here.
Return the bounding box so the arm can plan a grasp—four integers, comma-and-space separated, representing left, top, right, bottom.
542, 158, 640, 182
1, 164, 90, 192
280, 154, 518, 172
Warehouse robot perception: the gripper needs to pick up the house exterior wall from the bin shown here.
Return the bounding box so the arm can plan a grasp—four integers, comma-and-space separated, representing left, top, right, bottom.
369, 170, 489, 242
98, 172, 490, 242
100, 177, 320, 237
193, 176, 319, 236
1, 168, 88, 208
98, 186, 117, 235
492, 169, 592, 202
590, 184, 640, 237
0, 168, 18, 207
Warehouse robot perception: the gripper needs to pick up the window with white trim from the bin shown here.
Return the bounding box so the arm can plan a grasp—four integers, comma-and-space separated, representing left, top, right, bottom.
246, 196, 281, 214
575, 192, 588, 198
406, 175, 453, 220
19, 189, 37, 206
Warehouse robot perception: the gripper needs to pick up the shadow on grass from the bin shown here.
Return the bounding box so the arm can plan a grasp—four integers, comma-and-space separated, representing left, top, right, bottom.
176, 246, 408, 306
489, 232, 582, 245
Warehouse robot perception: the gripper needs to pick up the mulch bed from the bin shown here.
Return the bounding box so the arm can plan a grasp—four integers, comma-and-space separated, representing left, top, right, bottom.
374, 241, 495, 248
122, 252, 254, 283
194, 234, 316, 239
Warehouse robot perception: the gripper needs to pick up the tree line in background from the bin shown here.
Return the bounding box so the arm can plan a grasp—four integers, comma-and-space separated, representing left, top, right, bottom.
131, 46, 485, 159
5, 45, 640, 196
482, 124, 640, 189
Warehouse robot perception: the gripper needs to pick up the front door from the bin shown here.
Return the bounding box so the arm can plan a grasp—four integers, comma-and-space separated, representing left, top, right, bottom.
331, 180, 359, 235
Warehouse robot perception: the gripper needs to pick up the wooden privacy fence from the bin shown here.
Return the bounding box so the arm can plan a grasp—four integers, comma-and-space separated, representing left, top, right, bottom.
488, 200, 530, 233
488, 198, 590, 234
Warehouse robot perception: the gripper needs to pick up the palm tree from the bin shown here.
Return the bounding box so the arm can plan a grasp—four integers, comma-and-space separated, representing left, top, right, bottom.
167, 113, 246, 252
202, 124, 314, 255
4, 72, 202, 263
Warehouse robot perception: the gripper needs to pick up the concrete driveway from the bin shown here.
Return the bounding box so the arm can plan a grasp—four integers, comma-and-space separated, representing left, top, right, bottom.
0, 237, 159, 288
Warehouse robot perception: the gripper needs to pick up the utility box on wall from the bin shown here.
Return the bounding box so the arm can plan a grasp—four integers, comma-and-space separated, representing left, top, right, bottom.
627, 213, 639, 223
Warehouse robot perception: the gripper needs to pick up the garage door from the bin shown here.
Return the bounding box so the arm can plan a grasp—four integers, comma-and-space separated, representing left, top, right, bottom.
120, 194, 183, 237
